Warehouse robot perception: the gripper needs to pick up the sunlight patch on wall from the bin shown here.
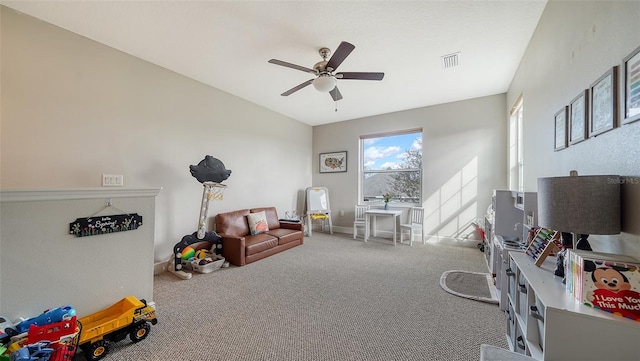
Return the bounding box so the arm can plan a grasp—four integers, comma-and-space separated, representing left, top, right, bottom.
435, 202, 478, 243
423, 157, 479, 242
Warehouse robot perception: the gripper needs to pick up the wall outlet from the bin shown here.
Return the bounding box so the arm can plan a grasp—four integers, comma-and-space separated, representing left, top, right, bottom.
102, 174, 124, 187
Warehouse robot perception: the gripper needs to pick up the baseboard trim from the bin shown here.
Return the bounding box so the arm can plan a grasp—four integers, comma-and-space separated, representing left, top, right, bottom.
154, 261, 168, 275
310, 225, 479, 247
153, 229, 479, 273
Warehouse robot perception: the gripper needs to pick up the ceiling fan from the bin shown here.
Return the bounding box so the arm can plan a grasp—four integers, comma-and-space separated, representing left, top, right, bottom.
268, 41, 384, 101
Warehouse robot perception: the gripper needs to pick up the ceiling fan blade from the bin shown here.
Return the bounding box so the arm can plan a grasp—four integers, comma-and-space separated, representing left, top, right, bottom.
336, 72, 385, 81
281, 79, 314, 96
329, 87, 343, 101
268, 59, 317, 74
326, 41, 355, 71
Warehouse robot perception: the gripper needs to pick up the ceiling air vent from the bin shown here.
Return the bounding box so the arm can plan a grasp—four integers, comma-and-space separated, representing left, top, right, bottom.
441, 52, 460, 69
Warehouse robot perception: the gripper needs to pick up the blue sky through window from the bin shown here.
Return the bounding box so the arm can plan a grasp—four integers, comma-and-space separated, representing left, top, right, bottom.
363, 132, 422, 170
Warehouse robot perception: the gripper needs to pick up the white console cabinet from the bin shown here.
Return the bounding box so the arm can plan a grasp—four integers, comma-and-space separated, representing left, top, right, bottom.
505, 252, 640, 360
493, 235, 523, 310
489, 190, 536, 310
492, 190, 522, 240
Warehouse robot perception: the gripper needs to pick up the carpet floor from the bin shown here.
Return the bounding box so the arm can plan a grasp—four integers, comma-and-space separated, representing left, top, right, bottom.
98, 233, 507, 361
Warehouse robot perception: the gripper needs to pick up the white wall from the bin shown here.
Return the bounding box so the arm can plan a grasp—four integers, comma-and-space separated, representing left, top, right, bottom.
1, 189, 159, 318
0, 7, 312, 264
507, 0, 640, 257
313, 94, 507, 244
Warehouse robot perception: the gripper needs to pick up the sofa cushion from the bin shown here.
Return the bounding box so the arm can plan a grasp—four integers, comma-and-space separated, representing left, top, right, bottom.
247, 210, 269, 235
216, 209, 250, 237
266, 228, 301, 245
250, 207, 280, 230
245, 234, 278, 256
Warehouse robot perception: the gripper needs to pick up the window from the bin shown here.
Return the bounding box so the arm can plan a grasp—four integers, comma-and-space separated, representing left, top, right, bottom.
509, 96, 524, 191
360, 129, 422, 205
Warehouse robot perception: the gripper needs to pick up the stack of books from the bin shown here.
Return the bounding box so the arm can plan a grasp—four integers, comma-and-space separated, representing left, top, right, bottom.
566, 249, 640, 322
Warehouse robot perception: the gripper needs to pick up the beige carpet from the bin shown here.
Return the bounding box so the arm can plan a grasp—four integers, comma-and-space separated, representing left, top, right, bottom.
86, 233, 507, 361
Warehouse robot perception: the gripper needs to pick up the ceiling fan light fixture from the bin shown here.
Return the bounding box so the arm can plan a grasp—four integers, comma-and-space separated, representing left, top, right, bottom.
312, 74, 337, 92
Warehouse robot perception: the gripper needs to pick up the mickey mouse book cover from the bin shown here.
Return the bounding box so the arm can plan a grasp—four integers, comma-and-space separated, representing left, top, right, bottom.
574, 251, 640, 322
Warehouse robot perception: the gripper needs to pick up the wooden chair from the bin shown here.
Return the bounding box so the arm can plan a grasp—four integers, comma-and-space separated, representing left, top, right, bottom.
353, 205, 369, 239
400, 207, 425, 246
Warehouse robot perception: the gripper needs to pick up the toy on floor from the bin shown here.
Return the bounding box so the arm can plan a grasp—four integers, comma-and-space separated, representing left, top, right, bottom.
305, 187, 333, 236
4, 307, 79, 359
11, 341, 53, 361
0, 345, 8, 361
13, 306, 75, 335
169, 231, 227, 279
168, 156, 231, 279
77, 296, 156, 361
0, 315, 18, 345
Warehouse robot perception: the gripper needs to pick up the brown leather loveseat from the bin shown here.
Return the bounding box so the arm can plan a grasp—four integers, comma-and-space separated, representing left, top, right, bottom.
215, 207, 304, 266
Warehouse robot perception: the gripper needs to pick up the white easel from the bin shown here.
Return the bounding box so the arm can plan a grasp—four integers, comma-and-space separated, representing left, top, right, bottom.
305, 187, 332, 236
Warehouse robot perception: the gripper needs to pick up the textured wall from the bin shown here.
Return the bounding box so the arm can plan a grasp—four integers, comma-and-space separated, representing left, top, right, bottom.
507, 0, 640, 256
1, 7, 313, 263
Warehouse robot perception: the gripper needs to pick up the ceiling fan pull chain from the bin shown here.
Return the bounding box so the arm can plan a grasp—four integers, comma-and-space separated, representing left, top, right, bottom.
335, 101, 338, 112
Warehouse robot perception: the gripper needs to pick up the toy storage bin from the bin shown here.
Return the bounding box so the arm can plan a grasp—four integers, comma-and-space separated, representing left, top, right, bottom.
187, 254, 225, 274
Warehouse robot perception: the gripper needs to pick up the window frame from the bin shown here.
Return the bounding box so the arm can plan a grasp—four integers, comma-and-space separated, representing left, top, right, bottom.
359, 129, 423, 207
509, 96, 524, 192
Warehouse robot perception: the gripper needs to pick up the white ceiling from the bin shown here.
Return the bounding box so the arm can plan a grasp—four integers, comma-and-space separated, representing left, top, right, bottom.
1, 0, 547, 126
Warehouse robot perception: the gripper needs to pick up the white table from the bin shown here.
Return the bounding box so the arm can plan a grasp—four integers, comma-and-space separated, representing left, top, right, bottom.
364, 209, 403, 245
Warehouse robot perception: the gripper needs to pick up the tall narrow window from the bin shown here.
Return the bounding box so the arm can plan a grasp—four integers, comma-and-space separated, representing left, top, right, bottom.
360, 129, 422, 205
509, 96, 524, 191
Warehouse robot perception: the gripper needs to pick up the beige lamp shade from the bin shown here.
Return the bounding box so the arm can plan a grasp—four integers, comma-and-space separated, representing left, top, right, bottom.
537, 175, 621, 235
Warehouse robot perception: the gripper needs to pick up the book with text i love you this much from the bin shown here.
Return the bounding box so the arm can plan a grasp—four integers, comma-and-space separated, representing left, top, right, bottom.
567, 249, 640, 322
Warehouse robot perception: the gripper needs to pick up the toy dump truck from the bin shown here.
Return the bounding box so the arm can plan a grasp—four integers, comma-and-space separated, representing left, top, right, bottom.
77, 296, 157, 361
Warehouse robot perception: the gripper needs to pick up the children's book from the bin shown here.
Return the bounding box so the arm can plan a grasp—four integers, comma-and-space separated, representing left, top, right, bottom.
567, 250, 640, 322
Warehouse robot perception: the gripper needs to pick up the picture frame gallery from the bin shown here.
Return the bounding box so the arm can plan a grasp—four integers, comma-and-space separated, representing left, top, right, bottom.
553, 44, 640, 150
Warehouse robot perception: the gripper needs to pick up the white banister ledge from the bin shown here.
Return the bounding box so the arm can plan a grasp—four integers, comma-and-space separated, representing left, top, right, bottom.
0, 188, 162, 202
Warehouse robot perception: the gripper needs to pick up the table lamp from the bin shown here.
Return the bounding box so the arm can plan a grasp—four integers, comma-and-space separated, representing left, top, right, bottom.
537, 171, 621, 277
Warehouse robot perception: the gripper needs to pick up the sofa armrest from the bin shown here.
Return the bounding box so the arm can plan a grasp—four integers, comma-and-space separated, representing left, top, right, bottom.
280, 221, 304, 232
220, 234, 246, 266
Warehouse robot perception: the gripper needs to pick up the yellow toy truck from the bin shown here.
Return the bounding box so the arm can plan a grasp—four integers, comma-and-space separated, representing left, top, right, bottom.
77, 296, 157, 361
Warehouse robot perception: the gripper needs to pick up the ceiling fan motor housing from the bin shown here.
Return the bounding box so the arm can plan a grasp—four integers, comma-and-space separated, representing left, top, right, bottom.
314, 60, 329, 73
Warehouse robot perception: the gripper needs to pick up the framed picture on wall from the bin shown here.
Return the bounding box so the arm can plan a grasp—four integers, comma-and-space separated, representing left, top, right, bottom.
319, 151, 347, 173
569, 90, 588, 144
554, 106, 568, 151
589, 66, 618, 136
622, 45, 640, 124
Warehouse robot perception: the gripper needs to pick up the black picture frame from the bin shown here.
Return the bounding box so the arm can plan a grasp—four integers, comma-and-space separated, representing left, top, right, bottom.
319, 151, 347, 173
